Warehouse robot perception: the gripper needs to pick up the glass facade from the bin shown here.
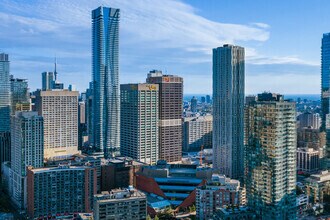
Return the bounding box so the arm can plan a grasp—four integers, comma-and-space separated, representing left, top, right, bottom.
321, 33, 330, 162
0, 53, 11, 132
92, 6, 120, 158
212, 45, 245, 180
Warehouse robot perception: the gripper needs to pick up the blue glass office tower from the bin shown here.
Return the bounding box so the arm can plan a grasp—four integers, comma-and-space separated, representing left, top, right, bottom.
92, 6, 120, 158
0, 53, 11, 131
212, 45, 245, 180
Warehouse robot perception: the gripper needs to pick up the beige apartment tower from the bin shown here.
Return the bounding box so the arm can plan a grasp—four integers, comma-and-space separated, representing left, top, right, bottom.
35, 90, 80, 159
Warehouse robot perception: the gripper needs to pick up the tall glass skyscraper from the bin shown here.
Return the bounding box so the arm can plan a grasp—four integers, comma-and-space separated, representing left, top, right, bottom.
321, 33, 330, 162
92, 6, 120, 158
212, 45, 245, 180
0, 53, 11, 132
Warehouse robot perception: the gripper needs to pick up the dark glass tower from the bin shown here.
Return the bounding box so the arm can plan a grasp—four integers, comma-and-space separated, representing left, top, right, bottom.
92, 6, 120, 158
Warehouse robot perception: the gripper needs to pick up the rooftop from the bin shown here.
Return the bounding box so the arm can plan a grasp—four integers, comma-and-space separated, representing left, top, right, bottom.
94, 187, 146, 202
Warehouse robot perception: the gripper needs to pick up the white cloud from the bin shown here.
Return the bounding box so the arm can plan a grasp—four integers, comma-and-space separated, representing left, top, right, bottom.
0, 0, 319, 93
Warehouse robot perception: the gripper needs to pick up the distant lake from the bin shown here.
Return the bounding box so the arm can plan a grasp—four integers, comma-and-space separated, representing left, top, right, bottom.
184, 94, 320, 102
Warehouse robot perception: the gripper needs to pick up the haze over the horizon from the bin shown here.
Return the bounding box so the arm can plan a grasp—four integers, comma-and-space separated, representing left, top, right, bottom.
0, 0, 326, 94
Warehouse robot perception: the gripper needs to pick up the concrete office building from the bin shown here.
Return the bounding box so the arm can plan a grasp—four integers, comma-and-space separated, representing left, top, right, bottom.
146, 70, 183, 162
196, 174, 246, 220
92, 6, 120, 158
35, 90, 80, 159
120, 83, 159, 164
245, 93, 296, 219
183, 115, 212, 151
27, 164, 97, 219
93, 187, 147, 220
10, 111, 43, 209
212, 45, 245, 180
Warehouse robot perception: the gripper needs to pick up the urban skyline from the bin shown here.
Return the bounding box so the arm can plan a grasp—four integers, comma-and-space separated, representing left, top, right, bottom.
1, 2, 330, 219
0, 0, 328, 94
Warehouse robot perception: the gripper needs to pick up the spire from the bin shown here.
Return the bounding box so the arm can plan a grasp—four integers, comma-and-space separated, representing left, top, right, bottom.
54, 56, 58, 81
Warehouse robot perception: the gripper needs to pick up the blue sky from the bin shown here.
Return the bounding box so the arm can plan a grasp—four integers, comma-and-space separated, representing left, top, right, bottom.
0, 0, 326, 94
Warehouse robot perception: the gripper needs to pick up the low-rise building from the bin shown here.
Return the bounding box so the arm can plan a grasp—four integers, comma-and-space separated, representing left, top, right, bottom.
196, 174, 246, 220
93, 187, 146, 220
136, 161, 212, 209
213, 206, 256, 220
101, 157, 145, 191
305, 170, 330, 204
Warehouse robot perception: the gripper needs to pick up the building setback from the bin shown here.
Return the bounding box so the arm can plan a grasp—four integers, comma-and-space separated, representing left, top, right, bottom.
92, 6, 120, 158
120, 83, 159, 164
27, 164, 97, 219
35, 90, 79, 159
212, 45, 245, 180
146, 70, 183, 163
245, 93, 296, 219
93, 188, 147, 220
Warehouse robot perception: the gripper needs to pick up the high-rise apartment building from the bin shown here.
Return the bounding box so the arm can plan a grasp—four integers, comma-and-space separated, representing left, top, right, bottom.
35, 90, 79, 159
27, 164, 97, 219
245, 93, 296, 219
0, 53, 11, 173
212, 45, 245, 180
321, 33, 330, 162
0, 53, 11, 131
120, 84, 159, 164
10, 76, 30, 114
146, 70, 183, 162
92, 6, 120, 158
10, 111, 43, 209
183, 115, 212, 151
93, 188, 147, 220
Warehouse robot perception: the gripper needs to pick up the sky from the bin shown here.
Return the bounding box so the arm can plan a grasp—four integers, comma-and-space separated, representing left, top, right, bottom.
0, 0, 327, 94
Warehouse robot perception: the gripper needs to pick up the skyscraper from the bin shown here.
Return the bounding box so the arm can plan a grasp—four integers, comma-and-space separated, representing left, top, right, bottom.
41, 72, 55, 91
0, 53, 11, 131
146, 70, 183, 162
10, 111, 43, 209
0, 53, 11, 173
245, 93, 296, 219
321, 33, 330, 162
10, 76, 30, 114
191, 96, 198, 113
92, 6, 120, 158
120, 83, 159, 164
35, 90, 79, 159
212, 45, 245, 180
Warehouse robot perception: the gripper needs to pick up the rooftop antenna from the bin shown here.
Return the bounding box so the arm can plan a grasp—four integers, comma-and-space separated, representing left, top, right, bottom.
54, 56, 58, 81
